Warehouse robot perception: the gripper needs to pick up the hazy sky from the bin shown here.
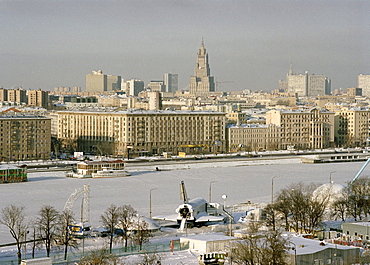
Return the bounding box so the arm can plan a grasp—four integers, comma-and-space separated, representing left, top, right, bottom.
0, 0, 369, 92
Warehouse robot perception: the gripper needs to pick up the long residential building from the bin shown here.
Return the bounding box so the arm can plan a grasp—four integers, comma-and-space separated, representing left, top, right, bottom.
266, 108, 335, 150
226, 124, 281, 152
0, 115, 51, 161
57, 110, 226, 156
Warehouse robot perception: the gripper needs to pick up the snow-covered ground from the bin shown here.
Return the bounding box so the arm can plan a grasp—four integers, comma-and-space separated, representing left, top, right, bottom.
1, 157, 369, 263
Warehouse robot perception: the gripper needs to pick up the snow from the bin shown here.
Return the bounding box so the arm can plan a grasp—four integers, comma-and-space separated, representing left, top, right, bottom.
1, 157, 369, 263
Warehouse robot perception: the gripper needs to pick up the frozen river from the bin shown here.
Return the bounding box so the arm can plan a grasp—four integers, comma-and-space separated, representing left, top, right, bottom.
1, 157, 369, 244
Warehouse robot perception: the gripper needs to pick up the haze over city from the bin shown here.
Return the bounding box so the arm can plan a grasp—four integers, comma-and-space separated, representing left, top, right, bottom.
1, 0, 369, 92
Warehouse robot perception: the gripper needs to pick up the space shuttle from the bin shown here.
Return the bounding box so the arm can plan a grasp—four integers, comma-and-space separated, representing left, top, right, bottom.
155, 181, 227, 229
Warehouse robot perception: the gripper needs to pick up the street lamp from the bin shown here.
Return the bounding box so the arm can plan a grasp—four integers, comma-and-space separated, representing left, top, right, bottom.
330, 171, 336, 183
209, 181, 217, 202
149, 188, 157, 219
222, 194, 227, 209
271, 176, 280, 231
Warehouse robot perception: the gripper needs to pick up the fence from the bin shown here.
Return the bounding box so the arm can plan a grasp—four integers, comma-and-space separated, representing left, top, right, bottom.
0, 241, 189, 265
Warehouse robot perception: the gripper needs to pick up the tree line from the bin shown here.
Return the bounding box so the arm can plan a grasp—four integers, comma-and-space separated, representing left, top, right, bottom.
0, 203, 151, 264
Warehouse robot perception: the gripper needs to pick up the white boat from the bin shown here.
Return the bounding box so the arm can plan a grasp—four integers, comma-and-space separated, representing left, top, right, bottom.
91, 167, 131, 178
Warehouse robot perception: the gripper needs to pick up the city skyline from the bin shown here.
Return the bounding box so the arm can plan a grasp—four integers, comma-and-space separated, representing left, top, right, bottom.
0, 0, 369, 92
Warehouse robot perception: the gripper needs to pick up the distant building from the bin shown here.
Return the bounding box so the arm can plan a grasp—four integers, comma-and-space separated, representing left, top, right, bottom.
126, 79, 145, 96
27, 89, 49, 109
189, 40, 215, 96
107, 75, 121, 91
148, 80, 165, 92
0, 115, 51, 161
358, 74, 370, 97
7, 88, 27, 104
0, 88, 8, 101
86, 70, 107, 92
284, 65, 331, 97
54, 87, 81, 93
148, 92, 162, 110
347, 87, 362, 97
163, 73, 178, 93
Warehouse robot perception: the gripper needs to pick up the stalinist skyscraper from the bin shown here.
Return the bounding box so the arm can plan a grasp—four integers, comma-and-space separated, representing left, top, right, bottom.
189, 40, 215, 96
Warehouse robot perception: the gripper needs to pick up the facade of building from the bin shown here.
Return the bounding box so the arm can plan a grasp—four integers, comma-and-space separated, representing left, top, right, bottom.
57, 110, 226, 156
27, 89, 49, 109
86, 70, 107, 92
347, 87, 362, 97
126, 79, 145, 96
107, 75, 121, 91
334, 107, 370, 147
266, 108, 335, 149
358, 74, 370, 97
148, 92, 162, 110
189, 41, 215, 96
227, 123, 281, 152
0, 88, 8, 101
0, 115, 51, 161
7, 88, 27, 104
148, 81, 165, 92
163, 73, 178, 93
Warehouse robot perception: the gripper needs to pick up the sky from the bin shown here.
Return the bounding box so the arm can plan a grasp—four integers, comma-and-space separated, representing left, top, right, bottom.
0, 0, 369, 92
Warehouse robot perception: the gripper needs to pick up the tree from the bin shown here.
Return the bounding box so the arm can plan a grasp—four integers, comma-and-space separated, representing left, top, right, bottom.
138, 252, 163, 265
0, 205, 28, 264
273, 182, 330, 234
57, 210, 78, 261
100, 204, 121, 253
132, 217, 151, 251
231, 223, 289, 265
37, 205, 60, 257
78, 248, 123, 265
118, 205, 137, 251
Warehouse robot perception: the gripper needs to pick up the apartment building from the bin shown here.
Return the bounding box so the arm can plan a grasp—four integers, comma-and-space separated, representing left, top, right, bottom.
226, 124, 281, 152
334, 107, 370, 147
0, 115, 51, 161
266, 108, 335, 150
28, 89, 49, 109
57, 110, 226, 156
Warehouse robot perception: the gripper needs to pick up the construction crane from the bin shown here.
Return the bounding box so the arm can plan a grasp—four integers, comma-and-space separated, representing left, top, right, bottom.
215, 80, 233, 91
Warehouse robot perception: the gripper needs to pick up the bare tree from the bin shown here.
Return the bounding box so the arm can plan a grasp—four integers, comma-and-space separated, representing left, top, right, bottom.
231, 223, 288, 265
100, 204, 121, 253
57, 210, 78, 261
132, 217, 151, 251
37, 205, 60, 257
138, 252, 163, 265
0, 205, 28, 264
273, 182, 329, 234
118, 205, 137, 251
348, 177, 370, 220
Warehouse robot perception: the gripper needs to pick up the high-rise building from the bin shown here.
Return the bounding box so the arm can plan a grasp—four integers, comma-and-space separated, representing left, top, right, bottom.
189, 40, 215, 96
7, 88, 27, 104
107, 75, 121, 91
284, 65, 331, 97
358, 74, 370, 97
0, 88, 7, 101
126, 79, 144, 96
28, 89, 49, 109
163, 73, 178, 93
148, 91, 162, 110
86, 70, 107, 92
